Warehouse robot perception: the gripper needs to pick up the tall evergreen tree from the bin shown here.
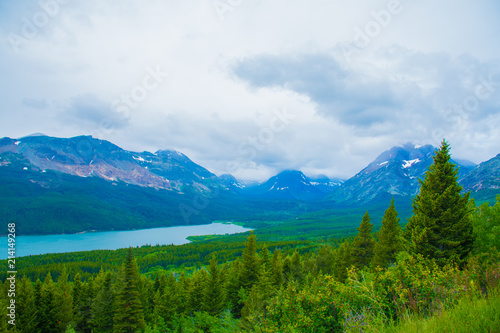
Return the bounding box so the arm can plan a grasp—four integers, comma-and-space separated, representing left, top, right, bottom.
202, 257, 226, 316
39, 273, 60, 333
75, 279, 95, 333
240, 231, 260, 290
352, 212, 376, 269
91, 271, 115, 333
270, 250, 284, 288
332, 241, 353, 282
16, 276, 39, 332
372, 198, 402, 269
404, 140, 475, 265
225, 259, 243, 314
113, 248, 146, 333
153, 273, 179, 327
56, 268, 74, 331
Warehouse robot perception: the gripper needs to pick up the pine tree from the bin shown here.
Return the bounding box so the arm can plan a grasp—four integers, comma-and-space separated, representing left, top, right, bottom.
372, 198, 402, 269
352, 212, 376, 269
404, 140, 475, 265
332, 240, 353, 282
202, 257, 226, 316
39, 273, 60, 333
270, 250, 284, 288
225, 259, 243, 314
315, 245, 334, 275
113, 248, 146, 333
75, 279, 95, 333
91, 271, 115, 332
240, 231, 260, 290
154, 273, 179, 327
17, 276, 39, 332
187, 268, 207, 314
56, 267, 74, 331
290, 251, 304, 283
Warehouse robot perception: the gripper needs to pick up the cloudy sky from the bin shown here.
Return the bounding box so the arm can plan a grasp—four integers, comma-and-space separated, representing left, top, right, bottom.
1, 0, 499, 181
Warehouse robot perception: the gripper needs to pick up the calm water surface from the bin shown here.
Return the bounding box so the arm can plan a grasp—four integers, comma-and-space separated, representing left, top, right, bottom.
1, 222, 251, 259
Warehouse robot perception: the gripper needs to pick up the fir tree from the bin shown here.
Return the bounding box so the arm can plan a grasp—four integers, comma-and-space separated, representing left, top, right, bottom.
270, 250, 284, 288
225, 259, 243, 314
290, 250, 304, 283
39, 273, 60, 333
335, 240, 353, 282
352, 212, 376, 269
202, 257, 226, 316
91, 271, 115, 332
315, 245, 334, 275
16, 276, 39, 332
154, 273, 179, 327
187, 268, 208, 314
404, 140, 475, 265
240, 231, 260, 290
75, 279, 95, 333
56, 267, 74, 331
113, 248, 146, 333
372, 198, 402, 269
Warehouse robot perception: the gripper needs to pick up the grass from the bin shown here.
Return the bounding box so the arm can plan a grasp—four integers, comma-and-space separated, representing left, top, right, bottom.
379, 290, 500, 333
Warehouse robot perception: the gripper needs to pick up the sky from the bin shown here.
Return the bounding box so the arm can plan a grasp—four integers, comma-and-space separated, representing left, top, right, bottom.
1, 0, 500, 181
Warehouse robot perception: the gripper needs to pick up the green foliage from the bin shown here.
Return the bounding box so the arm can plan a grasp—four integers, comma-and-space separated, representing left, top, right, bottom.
471, 195, 500, 254
90, 271, 115, 332
352, 212, 376, 269
240, 231, 261, 291
202, 257, 226, 316
372, 198, 402, 269
405, 140, 475, 265
332, 240, 353, 282
113, 249, 145, 333
16, 276, 39, 332
382, 288, 500, 333
255, 279, 342, 332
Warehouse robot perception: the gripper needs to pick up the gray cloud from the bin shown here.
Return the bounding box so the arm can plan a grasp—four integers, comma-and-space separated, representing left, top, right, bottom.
1, 1, 500, 181
63, 93, 129, 130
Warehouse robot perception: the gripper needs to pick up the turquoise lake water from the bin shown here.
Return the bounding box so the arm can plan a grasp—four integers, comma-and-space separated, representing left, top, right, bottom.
1, 223, 251, 259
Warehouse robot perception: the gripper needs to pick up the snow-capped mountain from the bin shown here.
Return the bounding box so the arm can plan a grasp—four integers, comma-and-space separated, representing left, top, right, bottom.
307, 174, 344, 193
218, 173, 244, 191
330, 143, 475, 203
242, 170, 326, 200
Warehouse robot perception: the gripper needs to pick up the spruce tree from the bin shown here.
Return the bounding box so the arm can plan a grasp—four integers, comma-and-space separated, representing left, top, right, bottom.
240, 231, 260, 290
113, 248, 146, 333
39, 273, 60, 333
75, 279, 95, 333
91, 271, 115, 332
17, 276, 39, 332
332, 241, 352, 282
202, 257, 226, 316
372, 198, 402, 269
270, 250, 284, 288
352, 212, 376, 269
404, 140, 475, 265
56, 268, 74, 331
153, 274, 179, 329
225, 259, 243, 314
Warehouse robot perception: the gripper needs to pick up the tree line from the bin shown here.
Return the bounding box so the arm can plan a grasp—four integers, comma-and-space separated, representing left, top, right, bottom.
2, 140, 500, 332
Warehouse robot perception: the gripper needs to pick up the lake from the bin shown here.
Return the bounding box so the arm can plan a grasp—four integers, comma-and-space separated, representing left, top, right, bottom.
1, 222, 252, 259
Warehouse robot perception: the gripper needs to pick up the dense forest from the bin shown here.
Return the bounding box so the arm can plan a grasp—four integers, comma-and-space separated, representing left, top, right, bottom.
2, 141, 500, 332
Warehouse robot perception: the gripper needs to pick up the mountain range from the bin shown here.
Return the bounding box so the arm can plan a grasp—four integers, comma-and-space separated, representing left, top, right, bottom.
1, 134, 499, 235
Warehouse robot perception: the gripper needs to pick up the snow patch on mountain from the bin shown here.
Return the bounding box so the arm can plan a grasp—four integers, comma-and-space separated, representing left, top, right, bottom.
402, 158, 421, 168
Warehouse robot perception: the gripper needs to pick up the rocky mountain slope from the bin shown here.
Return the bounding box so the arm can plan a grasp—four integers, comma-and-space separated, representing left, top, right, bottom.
0, 135, 220, 194
330, 143, 475, 203
460, 153, 500, 192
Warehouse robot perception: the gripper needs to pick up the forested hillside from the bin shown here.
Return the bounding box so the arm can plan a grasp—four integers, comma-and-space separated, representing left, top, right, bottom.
2, 141, 500, 332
